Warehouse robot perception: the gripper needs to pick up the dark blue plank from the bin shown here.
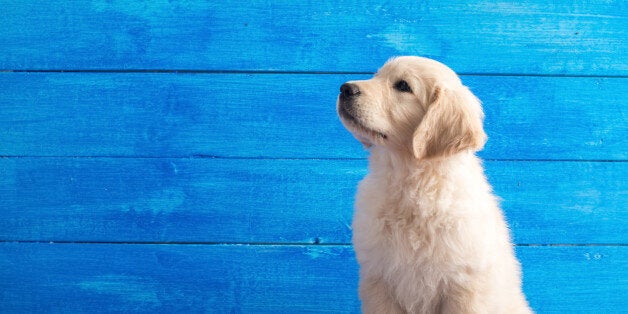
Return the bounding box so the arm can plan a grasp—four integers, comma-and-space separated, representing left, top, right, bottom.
0, 1, 625, 75
518, 245, 628, 313
1, 73, 625, 160
0, 158, 361, 244
0, 243, 360, 313
1, 158, 625, 244
485, 161, 628, 244
0, 243, 626, 313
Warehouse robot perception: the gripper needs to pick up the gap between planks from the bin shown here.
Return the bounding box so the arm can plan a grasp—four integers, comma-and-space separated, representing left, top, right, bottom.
0, 156, 626, 163
0, 240, 626, 247
2, 69, 627, 79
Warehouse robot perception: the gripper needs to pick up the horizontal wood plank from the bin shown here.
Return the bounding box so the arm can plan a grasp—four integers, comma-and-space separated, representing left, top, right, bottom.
0, 243, 360, 313
1, 1, 626, 75
1, 158, 625, 244
2, 2, 624, 313
1, 73, 625, 160
0, 243, 625, 313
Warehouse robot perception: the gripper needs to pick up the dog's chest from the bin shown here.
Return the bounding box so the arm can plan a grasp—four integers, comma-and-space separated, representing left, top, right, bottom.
355, 166, 471, 256
352, 174, 464, 310
353, 171, 448, 259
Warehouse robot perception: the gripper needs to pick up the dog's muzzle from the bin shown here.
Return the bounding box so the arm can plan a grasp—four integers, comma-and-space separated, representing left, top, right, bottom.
337, 82, 387, 142
338, 83, 360, 121
340, 83, 360, 100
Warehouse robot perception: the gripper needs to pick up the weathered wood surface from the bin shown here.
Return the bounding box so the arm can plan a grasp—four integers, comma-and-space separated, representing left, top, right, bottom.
1, 1, 626, 313
1, 73, 625, 160
1, 1, 626, 75
0, 243, 625, 313
1, 158, 626, 245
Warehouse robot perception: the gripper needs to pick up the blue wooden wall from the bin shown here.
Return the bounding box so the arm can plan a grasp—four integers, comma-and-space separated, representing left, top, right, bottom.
1, 1, 626, 313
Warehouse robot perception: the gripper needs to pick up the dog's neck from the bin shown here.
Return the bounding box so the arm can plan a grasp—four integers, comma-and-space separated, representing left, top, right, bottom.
369, 146, 477, 173
367, 145, 480, 185
365, 145, 488, 220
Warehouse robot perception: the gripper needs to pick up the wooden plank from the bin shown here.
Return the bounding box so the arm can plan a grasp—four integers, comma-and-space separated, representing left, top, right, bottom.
0, 243, 360, 313
0, 158, 361, 244
484, 161, 628, 244
1, 73, 625, 160
0, 1, 625, 75
519, 245, 628, 313
1, 158, 625, 244
0, 243, 625, 313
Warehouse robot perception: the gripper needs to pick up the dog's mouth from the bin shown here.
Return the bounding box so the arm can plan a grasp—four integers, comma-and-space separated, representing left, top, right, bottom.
337, 100, 387, 142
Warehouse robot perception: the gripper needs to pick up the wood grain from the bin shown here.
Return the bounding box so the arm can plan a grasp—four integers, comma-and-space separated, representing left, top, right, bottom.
1, 158, 625, 244
0, 243, 625, 313
1, 1, 625, 312
1, 1, 625, 75
1, 73, 625, 160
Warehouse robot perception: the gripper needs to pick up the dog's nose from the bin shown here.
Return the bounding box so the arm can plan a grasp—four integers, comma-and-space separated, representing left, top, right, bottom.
340, 83, 360, 98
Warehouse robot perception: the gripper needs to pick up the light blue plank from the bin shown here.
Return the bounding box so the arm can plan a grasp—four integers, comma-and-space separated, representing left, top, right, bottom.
0, 243, 625, 313
1, 73, 625, 160
0, 1, 625, 75
1, 158, 625, 244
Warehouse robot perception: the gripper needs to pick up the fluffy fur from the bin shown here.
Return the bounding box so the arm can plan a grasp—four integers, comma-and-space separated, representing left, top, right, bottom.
337, 56, 532, 313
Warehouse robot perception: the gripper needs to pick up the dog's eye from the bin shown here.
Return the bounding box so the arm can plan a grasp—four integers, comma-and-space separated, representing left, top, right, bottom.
394, 80, 412, 93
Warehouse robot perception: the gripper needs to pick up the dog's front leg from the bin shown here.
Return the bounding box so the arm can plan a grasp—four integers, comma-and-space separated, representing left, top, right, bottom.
359, 275, 405, 314
437, 284, 489, 314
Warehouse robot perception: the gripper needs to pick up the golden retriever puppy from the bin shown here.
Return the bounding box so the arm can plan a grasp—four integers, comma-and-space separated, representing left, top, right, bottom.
337, 56, 532, 314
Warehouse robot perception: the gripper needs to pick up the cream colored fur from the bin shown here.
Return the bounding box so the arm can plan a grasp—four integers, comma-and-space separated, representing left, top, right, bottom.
337, 56, 532, 313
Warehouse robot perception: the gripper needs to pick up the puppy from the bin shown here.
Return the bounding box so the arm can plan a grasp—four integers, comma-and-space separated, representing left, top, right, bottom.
337, 56, 532, 314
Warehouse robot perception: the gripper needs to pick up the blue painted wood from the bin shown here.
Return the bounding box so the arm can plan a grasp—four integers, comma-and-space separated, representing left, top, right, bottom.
1, 1, 626, 75
0, 243, 626, 313
0, 243, 361, 313
1, 73, 625, 160
1, 158, 625, 244
518, 245, 628, 313
1, 1, 625, 312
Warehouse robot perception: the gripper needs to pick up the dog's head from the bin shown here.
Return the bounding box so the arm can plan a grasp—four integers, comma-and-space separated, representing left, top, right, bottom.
337, 56, 487, 160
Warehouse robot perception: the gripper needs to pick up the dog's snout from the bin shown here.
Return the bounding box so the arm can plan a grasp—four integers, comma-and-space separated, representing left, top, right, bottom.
340, 83, 360, 98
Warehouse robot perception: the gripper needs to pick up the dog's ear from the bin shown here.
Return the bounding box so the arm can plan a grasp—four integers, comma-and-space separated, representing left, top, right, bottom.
412, 86, 487, 160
